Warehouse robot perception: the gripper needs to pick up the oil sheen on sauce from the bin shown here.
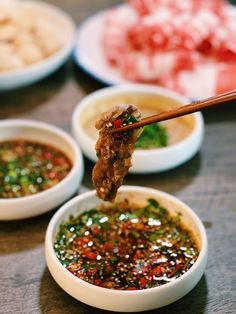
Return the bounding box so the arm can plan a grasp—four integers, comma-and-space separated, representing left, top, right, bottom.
54, 198, 199, 290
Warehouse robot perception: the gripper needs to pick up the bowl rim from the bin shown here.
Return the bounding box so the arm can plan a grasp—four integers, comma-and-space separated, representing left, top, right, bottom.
0, 0, 76, 78
45, 185, 208, 296
72, 84, 204, 156
0, 118, 83, 204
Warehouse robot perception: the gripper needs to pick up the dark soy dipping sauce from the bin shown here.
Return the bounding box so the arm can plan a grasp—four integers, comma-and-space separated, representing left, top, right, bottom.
54, 198, 199, 290
0, 140, 72, 198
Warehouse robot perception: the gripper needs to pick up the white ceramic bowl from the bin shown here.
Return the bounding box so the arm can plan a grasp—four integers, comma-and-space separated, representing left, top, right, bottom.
72, 84, 204, 173
45, 186, 207, 312
0, 0, 76, 90
0, 119, 84, 220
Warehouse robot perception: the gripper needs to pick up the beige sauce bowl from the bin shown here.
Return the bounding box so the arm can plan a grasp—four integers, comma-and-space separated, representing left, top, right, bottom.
72, 84, 204, 173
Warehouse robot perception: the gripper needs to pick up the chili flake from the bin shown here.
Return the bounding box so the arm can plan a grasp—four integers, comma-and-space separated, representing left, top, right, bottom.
54, 198, 199, 290
0, 140, 72, 198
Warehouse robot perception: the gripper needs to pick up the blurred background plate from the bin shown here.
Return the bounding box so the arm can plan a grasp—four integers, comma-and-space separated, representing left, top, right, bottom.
74, 7, 128, 86
74, 3, 236, 99
0, 0, 76, 91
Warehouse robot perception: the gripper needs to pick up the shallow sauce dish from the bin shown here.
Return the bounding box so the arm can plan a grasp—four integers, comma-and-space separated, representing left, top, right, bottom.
0, 119, 84, 220
45, 186, 207, 312
0, 0, 76, 90
72, 84, 204, 173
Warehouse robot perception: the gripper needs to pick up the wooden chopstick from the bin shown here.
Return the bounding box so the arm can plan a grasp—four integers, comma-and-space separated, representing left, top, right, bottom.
111, 89, 236, 133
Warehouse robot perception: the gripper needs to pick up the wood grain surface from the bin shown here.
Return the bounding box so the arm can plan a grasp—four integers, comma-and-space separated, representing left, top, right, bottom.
1, 1, 236, 314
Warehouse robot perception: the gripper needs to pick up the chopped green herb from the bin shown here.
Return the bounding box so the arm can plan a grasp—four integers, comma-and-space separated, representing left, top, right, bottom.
124, 114, 138, 124
147, 198, 160, 208
135, 123, 168, 149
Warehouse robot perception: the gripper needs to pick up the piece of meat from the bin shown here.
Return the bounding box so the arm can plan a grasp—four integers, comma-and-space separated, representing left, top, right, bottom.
128, 0, 228, 16
161, 63, 236, 98
103, 0, 236, 97
103, 6, 138, 64
215, 63, 236, 94
120, 50, 200, 82
92, 104, 141, 202
127, 9, 220, 53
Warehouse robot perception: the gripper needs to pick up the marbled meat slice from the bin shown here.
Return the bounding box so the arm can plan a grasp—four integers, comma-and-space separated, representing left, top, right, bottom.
92, 104, 141, 201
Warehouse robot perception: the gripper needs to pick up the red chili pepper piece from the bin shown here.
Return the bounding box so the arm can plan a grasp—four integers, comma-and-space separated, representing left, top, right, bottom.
91, 225, 100, 235
141, 266, 149, 273
42, 151, 53, 159
176, 262, 184, 270
53, 156, 66, 166
75, 237, 90, 247
84, 250, 97, 259
133, 249, 142, 260
77, 273, 85, 279
48, 171, 57, 179
87, 268, 98, 276
152, 265, 163, 276
113, 119, 122, 128
103, 243, 114, 251
94, 279, 102, 285
126, 287, 137, 290
139, 277, 148, 289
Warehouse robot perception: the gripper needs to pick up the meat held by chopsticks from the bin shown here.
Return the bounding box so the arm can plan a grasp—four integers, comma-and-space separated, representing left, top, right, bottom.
92, 104, 142, 201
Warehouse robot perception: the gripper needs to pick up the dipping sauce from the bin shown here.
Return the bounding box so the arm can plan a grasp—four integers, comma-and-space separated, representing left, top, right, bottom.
0, 140, 72, 198
54, 198, 199, 290
80, 93, 195, 148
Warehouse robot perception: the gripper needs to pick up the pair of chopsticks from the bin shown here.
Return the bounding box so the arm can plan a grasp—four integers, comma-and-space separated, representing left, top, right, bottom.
111, 90, 236, 133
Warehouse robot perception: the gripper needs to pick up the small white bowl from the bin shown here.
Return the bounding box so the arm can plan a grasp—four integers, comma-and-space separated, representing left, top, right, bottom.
0, 119, 84, 220
45, 186, 207, 312
0, 0, 76, 90
72, 84, 204, 173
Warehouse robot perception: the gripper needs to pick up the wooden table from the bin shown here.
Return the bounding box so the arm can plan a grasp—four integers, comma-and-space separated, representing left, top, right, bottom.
1, 1, 236, 313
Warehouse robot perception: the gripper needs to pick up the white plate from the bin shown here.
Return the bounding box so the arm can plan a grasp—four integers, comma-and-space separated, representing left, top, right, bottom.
0, 0, 76, 90
74, 5, 236, 99
74, 7, 129, 86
